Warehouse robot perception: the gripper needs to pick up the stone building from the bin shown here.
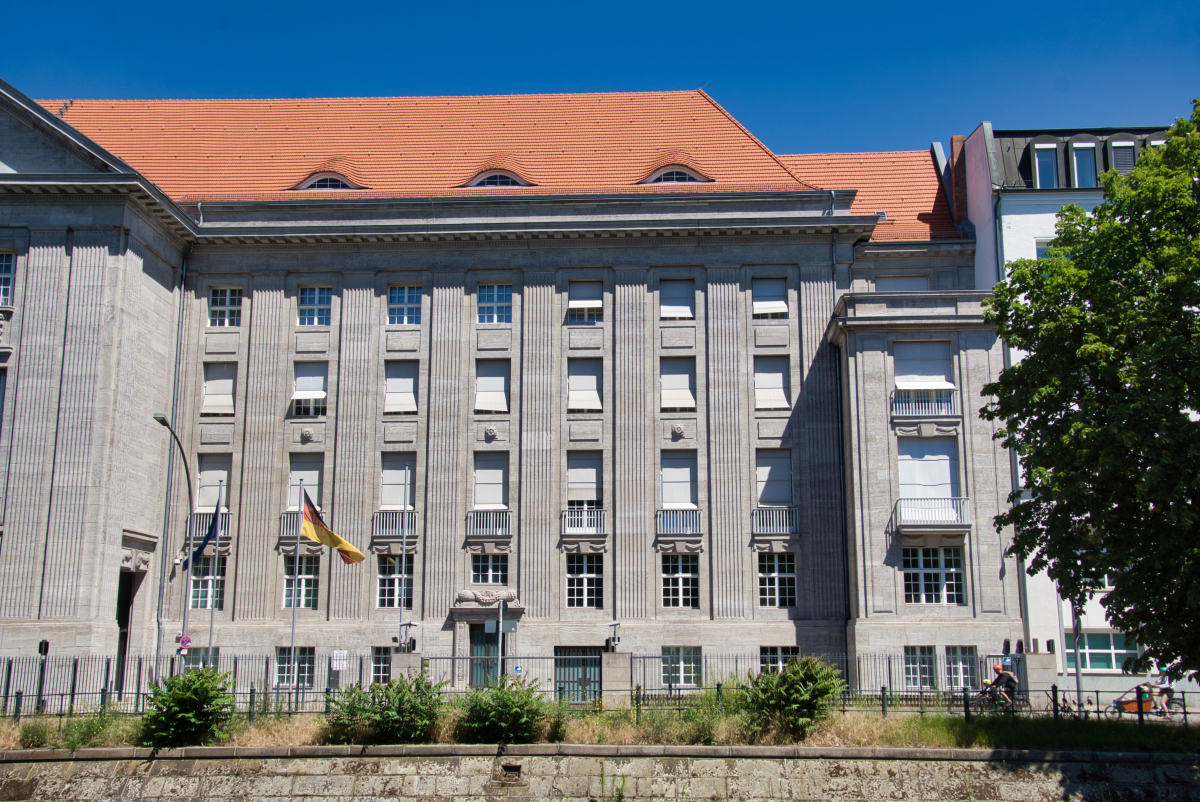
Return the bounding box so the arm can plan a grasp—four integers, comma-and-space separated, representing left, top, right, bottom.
0, 77, 1024, 690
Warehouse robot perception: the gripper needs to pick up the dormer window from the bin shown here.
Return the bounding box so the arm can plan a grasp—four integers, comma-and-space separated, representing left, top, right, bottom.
469, 170, 530, 187
295, 172, 360, 190
644, 166, 707, 184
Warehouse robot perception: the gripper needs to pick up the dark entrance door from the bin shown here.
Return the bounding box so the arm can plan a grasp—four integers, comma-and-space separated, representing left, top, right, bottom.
114, 572, 139, 693
468, 624, 505, 688
554, 646, 602, 703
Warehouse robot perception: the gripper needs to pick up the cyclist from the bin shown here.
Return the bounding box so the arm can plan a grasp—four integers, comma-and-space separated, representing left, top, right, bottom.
990, 664, 1019, 707
1150, 670, 1175, 715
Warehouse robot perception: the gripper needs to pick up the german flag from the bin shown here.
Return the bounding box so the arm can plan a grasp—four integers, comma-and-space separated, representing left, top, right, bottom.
301, 490, 365, 564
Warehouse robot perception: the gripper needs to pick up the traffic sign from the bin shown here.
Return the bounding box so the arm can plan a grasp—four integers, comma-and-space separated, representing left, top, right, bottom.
514, 665, 523, 674
180, 636, 192, 648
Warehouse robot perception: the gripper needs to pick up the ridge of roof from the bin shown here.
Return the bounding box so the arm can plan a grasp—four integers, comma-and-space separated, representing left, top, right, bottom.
39, 88, 704, 105
696, 90, 822, 192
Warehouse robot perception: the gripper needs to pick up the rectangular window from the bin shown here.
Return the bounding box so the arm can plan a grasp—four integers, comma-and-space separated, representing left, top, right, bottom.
946, 646, 978, 689
197, 453, 231, 511
567, 554, 603, 608
388, 286, 421, 325
291, 362, 328, 417
1111, 142, 1136, 174
209, 288, 242, 327
372, 647, 392, 685
875, 276, 929, 292
662, 554, 700, 608
472, 554, 508, 584
904, 646, 937, 689
1073, 144, 1097, 188
276, 646, 315, 688
1034, 145, 1058, 189
659, 279, 695, 320
902, 547, 965, 605
661, 646, 702, 687
380, 452, 416, 510
759, 646, 801, 673
1035, 240, 1053, 260
660, 450, 698, 509
201, 362, 236, 415
755, 449, 792, 507
758, 553, 796, 608
898, 437, 960, 500
478, 284, 513, 324
298, 287, 332, 326
288, 453, 323, 509
1065, 632, 1139, 671
753, 355, 791, 409
182, 647, 219, 671
659, 357, 697, 411
567, 451, 602, 507
190, 555, 226, 610
567, 281, 603, 323
474, 360, 510, 413
567, 359, 603, 412
752, 278, 788, 319
0, 253, 13, 307
384, 361, 418, 414
377, 554, 414, 609
473, 452, 509, 509
894, 342, 953, 389
283, 555, 319, 609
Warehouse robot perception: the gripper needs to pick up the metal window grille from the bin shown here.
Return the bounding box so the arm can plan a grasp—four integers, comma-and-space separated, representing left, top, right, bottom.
757, 553, 796, 608
208, 288, 242, 327
388, 286, 422, 325
190, 555, 226, 610
477, 284, 512, 324
298, 287, 332, 326
902, 547, 964, 605
566, 554, 603, 608
284, 555, 319, 609
904, 645, 937, 689
662, 554, 699, 608
759, 646, 801, 673
472, 554, 508, 584
661, 646, 702, 686
276, 646, 315, 688
945, 646, 978, 688
376, 554, 413, 609
372, 647, 392, 684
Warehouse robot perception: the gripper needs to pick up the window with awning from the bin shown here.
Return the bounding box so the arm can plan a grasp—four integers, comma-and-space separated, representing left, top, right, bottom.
288, 453, 323, 509
660, 451, 698, 509
473, 452, 509, 509
894, 342, 954, 389
475, 360, 510, 413
380, 452, 416, 509
197, 453, 231, 511
659, 279, 695, 320
292, 362, 328, 400
567, 359, 603, 411
660, 358, 696, 411
202, 362, 236, 415
568, 281, 603, 323
384, 361, 418, 414
753, 356, 790, 410
567, 451, 602, 503
752, 278, 788, 318
897, 437, 960, 498
755, 449, 792, 507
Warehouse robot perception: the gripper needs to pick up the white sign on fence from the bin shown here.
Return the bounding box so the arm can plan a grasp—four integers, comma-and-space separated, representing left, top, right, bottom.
331, 650, 349, 671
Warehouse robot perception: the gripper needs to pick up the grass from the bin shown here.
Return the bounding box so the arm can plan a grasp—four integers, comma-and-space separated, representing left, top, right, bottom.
0, 710, 1196, 753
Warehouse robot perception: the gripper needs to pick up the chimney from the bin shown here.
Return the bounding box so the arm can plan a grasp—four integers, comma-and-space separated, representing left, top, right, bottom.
950, 135, 968, 224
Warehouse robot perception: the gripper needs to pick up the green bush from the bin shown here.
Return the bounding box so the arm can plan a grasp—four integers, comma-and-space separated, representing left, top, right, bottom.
60, 711, 114, 749
140, 667, 235, 749
325, 672, 446, 744
459, 674, 547, 744
737, 655, 846, 739
18, 720, 52, 748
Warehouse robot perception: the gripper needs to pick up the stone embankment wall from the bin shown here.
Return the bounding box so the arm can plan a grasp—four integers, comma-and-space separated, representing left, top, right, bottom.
1, 744, 1197, 801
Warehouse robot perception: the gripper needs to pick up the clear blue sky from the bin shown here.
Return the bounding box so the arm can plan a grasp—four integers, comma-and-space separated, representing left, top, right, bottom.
5, 0, 1198, 155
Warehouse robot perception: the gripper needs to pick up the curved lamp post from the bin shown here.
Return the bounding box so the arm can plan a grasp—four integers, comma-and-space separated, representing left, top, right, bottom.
154, 412, 194, 637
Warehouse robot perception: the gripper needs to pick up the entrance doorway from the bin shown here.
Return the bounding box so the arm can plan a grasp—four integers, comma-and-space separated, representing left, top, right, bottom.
468, 624, 507, 688
554, 646, 603, 703
115, 572, 140, 693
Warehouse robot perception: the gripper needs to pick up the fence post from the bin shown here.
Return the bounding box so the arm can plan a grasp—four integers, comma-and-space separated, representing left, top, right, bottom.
324, 686, 331, 715
881, 686, 888, 717
1052, 684, 1059, 722
963, 686, 970, 724
635, 685, 641, 725
68, 658, 79, 716
1181, 691, 1188, 728
919, 690, 925, 717
717, 682, 723, 711
13, 690, 22, 724
249, 684, 256, 723
1136, 685, 1145, 726
1, 658, 11, 716
100, 685, 108, 714
35, 655, 47, 714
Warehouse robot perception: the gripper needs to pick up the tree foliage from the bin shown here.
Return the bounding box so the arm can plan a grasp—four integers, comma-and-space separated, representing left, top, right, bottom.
982, 100, 1200, 678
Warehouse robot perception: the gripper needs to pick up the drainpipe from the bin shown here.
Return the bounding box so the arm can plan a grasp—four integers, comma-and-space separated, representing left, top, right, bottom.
993, 191, 1005, 286
155, 241, 193, 663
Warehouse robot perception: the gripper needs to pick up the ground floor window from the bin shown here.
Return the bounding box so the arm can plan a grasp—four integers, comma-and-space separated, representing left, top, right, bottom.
1065, 632, 1139, 671
759, 646, 800, 673
190, 555, 226, 610
662, 646, 702, 687
372, 647, 392, 685
945, 645, 977, 688
276, 646, 315, 688
182, 647, 219, 671
566, 554, 603, 608
902, 547, 964, 605
904, 645, 937, 689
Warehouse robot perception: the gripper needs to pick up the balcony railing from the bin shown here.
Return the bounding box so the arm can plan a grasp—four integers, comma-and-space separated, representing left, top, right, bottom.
895, 498, 971, 530
372, 510, 418, 539
467, 509, 511, 537
279, 511, 299, 539
561, 509, 606, 536
187, 512, 231, 548
752, 507, 800, 536
656, 509, 702, 536
891, 389, 959, 417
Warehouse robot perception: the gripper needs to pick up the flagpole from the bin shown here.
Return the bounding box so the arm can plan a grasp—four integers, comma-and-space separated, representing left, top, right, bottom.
182, 493, 196, 649
290, 479, 303, 710
399, 463, 409, 655
207, 480, 223, 669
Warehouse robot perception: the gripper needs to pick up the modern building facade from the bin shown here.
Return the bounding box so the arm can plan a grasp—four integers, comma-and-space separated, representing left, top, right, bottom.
0, 77, 1027, 691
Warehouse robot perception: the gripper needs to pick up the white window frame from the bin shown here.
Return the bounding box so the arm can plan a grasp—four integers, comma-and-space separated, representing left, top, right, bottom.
904, 645, 937, 689
372, 646, 392, 684
1110, 141, 1137, 174
752, 278, 788, 319
945, 646, 978, 689
298, 287, 332, 326
1065, 631, 1140, 673
0, 253, 13, 306
283, 555, 320, 609
1072, 142, 1098, 188
566, 554, 603, 609
377, 554, 413, 609
478, 284, 513, 324
291, 362, 328, 417
276, 646, 315, 688
1033, 143, 1058, 189
388, 286, 421, 325
757, 552, 796, 608
661, 646, 702, 686
661, 554, 699, 608
296, 173, 359, 190
644, 166, 708, 184
659, 279, 696, 320
384, 361, 418, 414
567, 281, 603, 323
208, 287, 242, 327
759, 646, 800, 673
903, 547, 965, 605
472, 553, 509, 584
469, 170, 530, 187
190, 555, 226, 610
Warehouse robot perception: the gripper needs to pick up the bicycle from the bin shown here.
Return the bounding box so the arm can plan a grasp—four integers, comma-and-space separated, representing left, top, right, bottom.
974, 684, 1030, 715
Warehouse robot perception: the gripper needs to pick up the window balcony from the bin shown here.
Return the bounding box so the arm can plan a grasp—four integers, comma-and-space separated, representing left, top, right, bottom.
895, 498, 971, 533
372, 510, 418, 539
187, 512, 231, 552
561, 508, 606, 536
891, 389, 959, 417
467, 509, 511, 537
656, 509, 702, 536
752, 507, 800, 536
279, 511, 299, 539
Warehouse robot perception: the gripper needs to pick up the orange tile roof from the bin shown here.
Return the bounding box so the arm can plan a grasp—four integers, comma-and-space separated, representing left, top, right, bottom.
779, 151, 959, 241
38, 90, 817, 202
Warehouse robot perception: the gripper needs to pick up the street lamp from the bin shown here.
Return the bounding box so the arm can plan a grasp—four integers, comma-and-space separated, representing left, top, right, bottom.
155, 412, 195, 639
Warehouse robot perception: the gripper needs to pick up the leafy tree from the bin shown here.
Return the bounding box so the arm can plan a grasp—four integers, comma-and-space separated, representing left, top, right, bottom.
736, 655, 845, 739
982, 100, 1200, 678
140, 667, 235, 749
